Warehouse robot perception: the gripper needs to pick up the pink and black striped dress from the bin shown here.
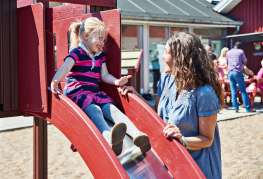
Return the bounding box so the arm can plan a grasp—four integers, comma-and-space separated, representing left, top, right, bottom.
63, 47, 112, 110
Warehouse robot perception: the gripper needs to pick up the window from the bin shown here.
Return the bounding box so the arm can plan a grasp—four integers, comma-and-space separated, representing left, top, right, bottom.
121, 25, 141, 51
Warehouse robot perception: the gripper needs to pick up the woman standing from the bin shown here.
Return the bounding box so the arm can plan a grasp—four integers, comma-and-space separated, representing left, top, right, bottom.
120, 32, 223, 178
159, 32, 223, 179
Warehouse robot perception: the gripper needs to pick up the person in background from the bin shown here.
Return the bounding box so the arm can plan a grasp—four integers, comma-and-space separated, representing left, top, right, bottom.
50, 17, 151, 156
218, 47, 228, 80
243, 65, 254, 78
246, 59, 263, 103
205, 44, 217, 62
150, 50, 161, 94
212, 58, 220, 74
256, 59, 263, 92
227, 41, 251, 112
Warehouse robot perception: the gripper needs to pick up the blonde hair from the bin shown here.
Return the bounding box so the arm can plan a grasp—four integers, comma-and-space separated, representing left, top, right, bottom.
69, 17, 106, 49
219, 47, 228, 58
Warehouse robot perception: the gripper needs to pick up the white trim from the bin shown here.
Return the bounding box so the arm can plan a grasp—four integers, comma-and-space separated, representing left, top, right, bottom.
178, 0, 209, 17
122, 19, 239, 28
142, 24, 150, 93
225, 32, 263, 38
146, 0, 168, 15
164, 0, 189, 15
127, 0, 146, 13
214, 0, 242, 13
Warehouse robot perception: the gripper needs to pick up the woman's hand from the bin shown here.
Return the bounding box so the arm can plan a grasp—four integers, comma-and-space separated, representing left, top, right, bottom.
118, 85, 136, 95
115, 75, 132, 86
50, 80, 62, 94
163, 124, 182, 140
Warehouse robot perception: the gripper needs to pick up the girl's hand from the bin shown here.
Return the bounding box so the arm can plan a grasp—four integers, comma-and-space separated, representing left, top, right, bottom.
118, 85, 136, 95
50, 80, 62, 94
163, 124, 182, 140
115, 75, 132, 86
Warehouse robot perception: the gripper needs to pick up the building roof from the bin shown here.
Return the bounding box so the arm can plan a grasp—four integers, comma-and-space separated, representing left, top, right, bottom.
117, 0, 242, 27
225, 32, 263, 42
213, 0, 242, 14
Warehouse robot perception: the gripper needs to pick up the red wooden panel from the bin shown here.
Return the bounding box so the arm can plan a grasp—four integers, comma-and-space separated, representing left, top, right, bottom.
229, 0, 263, 33
10, 0, 19, 112
119, 93, 205, 179
49, 0, 116, 7
51, 4, 87, 20
0, 0, 10, 111
0, 0, 19, 114
228, 0, 263, 73
18, 3, 48, 113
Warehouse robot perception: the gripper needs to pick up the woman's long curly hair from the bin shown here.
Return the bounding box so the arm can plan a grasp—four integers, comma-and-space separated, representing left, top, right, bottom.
167, 32, 223, 106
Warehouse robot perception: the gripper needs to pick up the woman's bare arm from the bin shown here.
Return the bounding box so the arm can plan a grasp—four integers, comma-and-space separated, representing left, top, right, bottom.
163, 114, 217, 151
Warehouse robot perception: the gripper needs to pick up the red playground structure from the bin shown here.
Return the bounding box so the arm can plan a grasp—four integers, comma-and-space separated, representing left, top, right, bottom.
1, 0, 205, 178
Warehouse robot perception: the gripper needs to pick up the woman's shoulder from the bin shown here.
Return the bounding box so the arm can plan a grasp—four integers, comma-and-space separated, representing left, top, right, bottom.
196, 85, 215, 94
195, 85, 217, 98
195, 85, 220, 116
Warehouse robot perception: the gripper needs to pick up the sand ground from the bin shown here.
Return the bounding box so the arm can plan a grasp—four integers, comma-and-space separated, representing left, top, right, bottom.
1, 114, 263, 179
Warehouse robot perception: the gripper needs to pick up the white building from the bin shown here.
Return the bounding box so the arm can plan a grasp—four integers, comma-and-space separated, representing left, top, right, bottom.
118, 0, 241, 94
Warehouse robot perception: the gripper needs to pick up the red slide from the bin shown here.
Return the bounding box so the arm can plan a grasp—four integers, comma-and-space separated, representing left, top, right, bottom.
17, 4, 205, 178
29, 91, 205, 178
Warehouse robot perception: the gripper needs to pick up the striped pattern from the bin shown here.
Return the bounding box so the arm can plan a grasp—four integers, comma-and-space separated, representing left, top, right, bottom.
64, 47, 112, 109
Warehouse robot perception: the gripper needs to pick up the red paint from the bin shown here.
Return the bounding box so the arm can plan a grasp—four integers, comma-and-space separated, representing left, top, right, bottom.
228, 0, 263, 73
229, 0, 263, 33
18, 3, 48, 114
49, 0, 115, 7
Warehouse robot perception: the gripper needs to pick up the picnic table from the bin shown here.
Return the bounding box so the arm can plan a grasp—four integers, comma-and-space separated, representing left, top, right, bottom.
121, 50, 143, 92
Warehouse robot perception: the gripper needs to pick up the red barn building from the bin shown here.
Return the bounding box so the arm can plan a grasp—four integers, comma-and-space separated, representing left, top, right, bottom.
214, 0, 263, 73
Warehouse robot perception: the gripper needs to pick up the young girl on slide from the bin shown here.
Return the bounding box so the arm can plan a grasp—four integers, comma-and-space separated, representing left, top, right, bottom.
50, 17, 150, 156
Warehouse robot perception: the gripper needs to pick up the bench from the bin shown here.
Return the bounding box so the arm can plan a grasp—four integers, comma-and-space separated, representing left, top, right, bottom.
247, 77, 263, 110
121, 49, 143, 92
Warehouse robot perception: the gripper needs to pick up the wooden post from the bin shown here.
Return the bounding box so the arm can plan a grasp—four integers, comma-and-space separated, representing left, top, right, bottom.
34, 1, 48, 179
33, 117, 47, 179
